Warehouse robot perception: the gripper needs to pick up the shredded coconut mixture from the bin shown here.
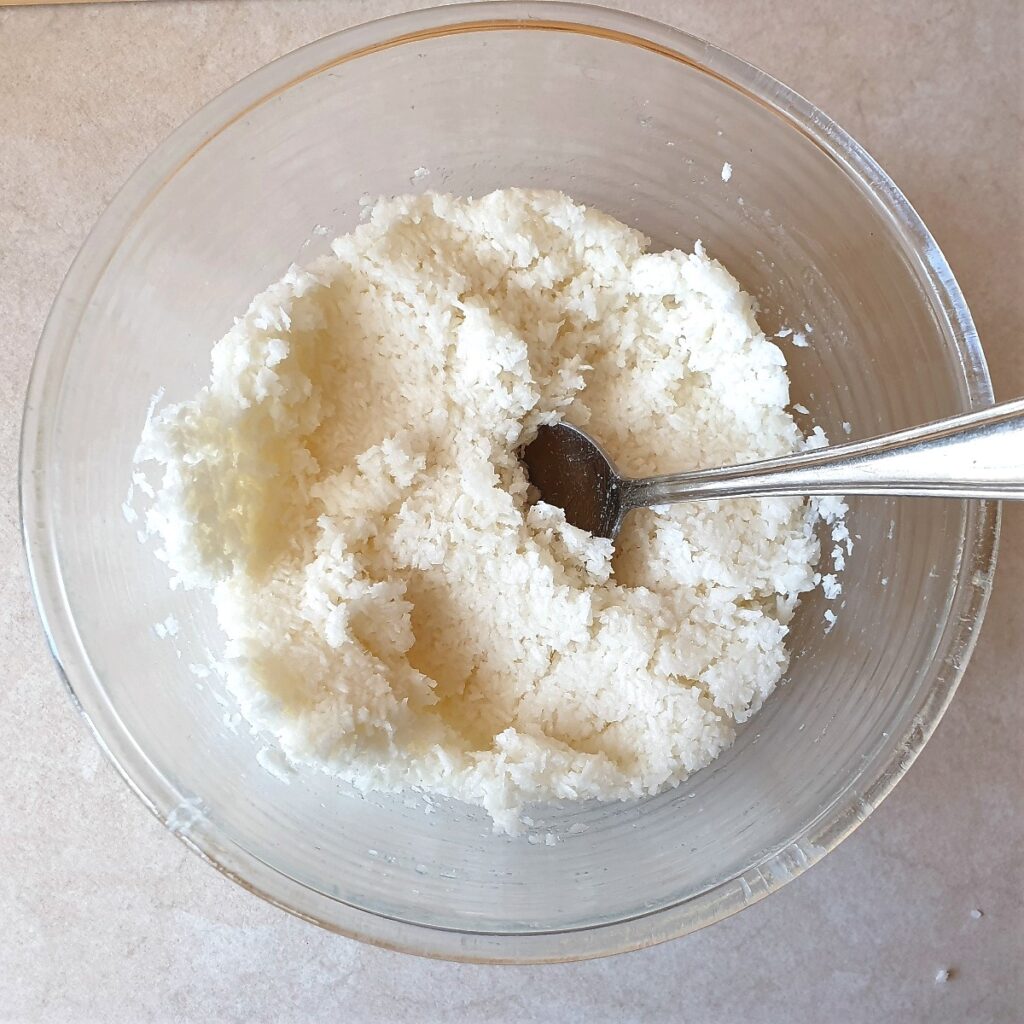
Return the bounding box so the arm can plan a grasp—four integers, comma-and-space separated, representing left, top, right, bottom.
135, 189, 840, 832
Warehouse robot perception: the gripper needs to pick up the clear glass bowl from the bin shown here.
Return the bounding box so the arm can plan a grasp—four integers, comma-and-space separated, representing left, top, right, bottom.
21, 1, 998, 962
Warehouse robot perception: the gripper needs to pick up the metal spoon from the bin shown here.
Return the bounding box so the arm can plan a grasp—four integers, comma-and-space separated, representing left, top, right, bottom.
521, 398, 1024, 540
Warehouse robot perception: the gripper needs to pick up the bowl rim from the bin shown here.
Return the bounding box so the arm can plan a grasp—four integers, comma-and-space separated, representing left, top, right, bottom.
20, 0, 1000, 963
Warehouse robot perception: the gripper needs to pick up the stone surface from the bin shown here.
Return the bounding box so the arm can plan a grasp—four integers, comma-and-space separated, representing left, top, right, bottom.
1, 1, 1021, 1021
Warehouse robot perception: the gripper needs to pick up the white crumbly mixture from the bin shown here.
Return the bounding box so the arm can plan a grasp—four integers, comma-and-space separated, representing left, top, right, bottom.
136, 189, 836, 832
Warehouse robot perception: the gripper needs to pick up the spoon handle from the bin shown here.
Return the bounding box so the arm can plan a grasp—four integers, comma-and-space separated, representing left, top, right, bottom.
628, 397, 1024, 506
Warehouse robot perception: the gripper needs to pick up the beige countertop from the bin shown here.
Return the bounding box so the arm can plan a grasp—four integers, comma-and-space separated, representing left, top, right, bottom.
2, 1, 1021, 1020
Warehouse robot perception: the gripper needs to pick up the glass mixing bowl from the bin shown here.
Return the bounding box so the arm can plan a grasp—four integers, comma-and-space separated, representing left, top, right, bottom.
21, 2, 998, 962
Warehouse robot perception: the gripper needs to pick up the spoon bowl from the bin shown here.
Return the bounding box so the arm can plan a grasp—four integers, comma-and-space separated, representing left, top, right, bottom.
521, 422, 626, 539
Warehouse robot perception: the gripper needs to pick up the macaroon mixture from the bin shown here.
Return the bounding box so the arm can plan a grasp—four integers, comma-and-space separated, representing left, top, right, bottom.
136, 190, 833, 832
